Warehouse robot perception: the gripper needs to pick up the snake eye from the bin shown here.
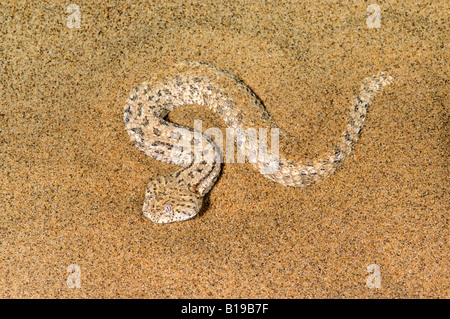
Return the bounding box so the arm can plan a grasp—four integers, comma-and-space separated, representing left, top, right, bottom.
164, 205, 172, 214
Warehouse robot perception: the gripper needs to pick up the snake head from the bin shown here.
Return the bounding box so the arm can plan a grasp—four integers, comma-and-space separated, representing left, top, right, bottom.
142, 174, 203, 223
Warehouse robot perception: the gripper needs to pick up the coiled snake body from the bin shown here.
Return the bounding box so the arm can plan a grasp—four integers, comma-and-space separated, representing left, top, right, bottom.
124, 61, 392, 223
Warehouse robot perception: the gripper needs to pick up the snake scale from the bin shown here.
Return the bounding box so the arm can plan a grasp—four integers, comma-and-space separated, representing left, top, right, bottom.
124, 61, 392, 223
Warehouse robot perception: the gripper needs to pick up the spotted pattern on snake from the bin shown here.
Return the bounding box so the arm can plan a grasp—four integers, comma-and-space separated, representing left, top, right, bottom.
124, 61, 393, 223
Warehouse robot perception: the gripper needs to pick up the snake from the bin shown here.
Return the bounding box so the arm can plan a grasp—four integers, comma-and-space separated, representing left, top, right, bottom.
124, 61, 392, 223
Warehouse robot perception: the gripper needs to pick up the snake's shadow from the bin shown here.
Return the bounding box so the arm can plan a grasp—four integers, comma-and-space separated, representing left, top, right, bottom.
196, 171, 224, 219
197, 194, 211, 219
197, 195, 210, 217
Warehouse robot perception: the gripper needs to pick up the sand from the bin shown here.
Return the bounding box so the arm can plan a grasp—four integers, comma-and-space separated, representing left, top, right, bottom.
0, 0, 448, 298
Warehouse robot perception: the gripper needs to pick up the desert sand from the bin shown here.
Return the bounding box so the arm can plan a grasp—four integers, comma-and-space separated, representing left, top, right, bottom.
0, 1, 448, 298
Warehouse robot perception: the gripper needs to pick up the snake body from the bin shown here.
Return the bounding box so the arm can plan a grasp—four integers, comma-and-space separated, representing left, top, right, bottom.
124, 61, 392, 223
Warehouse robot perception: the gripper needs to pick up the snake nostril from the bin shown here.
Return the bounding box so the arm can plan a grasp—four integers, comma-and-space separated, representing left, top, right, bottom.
164, 205, 172, 214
